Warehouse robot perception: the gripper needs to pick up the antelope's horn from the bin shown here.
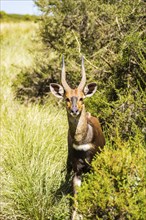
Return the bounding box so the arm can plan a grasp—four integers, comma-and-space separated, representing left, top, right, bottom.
78, 56, 86, 90
61, 56, 71, 91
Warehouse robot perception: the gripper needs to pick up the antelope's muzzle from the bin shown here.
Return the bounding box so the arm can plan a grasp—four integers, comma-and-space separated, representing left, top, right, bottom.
70, 96, 79, 116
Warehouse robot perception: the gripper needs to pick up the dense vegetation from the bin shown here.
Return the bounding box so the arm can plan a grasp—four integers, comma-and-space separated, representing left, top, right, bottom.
1, 0, 146, 219
0, 11, 39, 22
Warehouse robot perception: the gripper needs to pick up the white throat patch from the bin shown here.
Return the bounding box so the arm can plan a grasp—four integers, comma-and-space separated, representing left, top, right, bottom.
73, 143, 93, 151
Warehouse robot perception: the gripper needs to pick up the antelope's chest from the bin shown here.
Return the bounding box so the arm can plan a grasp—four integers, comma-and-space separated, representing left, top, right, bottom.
72, 143, 95, 164
72, 144, 94, 173
73, 143, 93, 151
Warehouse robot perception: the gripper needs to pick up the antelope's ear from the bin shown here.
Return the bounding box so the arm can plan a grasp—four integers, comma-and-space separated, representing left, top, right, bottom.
50, 83, 64, 98
84, 83, 97, 97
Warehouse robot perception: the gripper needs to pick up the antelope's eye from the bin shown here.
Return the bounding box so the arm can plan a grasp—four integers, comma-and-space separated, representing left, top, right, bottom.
79, 98, 83, 101
66, 98, 70, 102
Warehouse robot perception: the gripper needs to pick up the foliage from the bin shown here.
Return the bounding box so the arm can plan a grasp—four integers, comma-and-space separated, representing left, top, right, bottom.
0, 11, 39, 22
84, 85, 145, 140
15, 0, 146, 90
77, 136, 146, 219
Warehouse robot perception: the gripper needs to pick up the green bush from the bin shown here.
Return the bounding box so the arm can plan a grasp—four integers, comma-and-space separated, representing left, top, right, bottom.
0, 11, 39, 22
77, 135, 146, 219
0, 11, 8, 19
15, 0, 145, 92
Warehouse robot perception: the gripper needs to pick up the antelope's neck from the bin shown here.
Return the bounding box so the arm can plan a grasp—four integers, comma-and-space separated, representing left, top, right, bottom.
67, 105, 88, 144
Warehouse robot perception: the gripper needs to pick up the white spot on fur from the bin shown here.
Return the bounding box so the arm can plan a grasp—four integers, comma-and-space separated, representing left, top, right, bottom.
73, 143, 92, 151
73, 176, 82, 187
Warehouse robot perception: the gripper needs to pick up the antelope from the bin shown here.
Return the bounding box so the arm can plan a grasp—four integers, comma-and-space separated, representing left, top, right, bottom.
50, 57, 105, 220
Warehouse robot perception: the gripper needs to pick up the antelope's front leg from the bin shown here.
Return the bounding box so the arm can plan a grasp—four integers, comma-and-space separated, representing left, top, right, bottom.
65, 151, 73, 182
73, 174, 82, 194
72, 174, 83, 220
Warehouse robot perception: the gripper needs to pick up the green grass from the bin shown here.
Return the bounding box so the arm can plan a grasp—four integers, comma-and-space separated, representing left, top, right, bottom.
0, 22, 70, 219
1, 104, 70, 219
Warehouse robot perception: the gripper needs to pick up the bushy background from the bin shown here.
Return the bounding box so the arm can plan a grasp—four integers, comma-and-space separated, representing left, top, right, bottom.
0, 11, 39, 22
14, 0, 145, 138
1, 0, 146, 219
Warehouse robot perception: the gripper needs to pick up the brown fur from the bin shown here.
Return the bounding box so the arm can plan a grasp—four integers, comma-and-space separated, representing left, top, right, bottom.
65, 89, 84, 112
87, 114, 105, 150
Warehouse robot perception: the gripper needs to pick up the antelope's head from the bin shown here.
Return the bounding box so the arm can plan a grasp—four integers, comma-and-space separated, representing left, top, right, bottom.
50, 57, 97, 117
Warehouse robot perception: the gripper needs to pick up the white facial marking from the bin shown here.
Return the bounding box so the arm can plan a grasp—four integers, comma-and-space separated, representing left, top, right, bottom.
73, 143, 93, 151
70, 111, 80, 117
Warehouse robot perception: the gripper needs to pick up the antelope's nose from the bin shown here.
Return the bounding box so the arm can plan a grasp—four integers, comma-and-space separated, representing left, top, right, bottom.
71, 107, 79, 115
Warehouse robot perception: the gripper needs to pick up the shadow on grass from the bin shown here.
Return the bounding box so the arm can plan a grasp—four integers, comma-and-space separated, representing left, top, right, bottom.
52, 171, 74, 219
54, 171, 73, 198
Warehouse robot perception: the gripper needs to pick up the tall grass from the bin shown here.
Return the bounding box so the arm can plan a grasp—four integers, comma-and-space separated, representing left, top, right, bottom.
0, 22, 70, 219
1, 104, 70, 219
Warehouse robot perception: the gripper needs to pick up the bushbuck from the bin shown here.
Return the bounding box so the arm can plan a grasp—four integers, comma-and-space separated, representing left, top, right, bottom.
50, 57, 105, 219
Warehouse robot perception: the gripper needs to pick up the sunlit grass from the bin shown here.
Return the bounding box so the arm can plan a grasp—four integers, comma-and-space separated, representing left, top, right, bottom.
1, 103, 69, 219
0, 22, 37, 75
0, 22, 36, 31
0, 22, 70, 219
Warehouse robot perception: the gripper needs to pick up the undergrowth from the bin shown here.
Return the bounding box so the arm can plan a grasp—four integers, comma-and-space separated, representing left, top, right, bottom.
77, 135, 146, 219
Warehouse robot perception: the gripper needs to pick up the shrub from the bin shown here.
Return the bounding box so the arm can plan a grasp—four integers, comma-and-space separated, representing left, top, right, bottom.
14, 0, 145, 94
77, 135, 146, 219
0, 11, 39, 22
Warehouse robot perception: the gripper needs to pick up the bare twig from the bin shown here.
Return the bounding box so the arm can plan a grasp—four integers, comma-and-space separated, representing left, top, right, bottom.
72, 30, 81, 54
100, 56, 114, 71
115, 16, 124, 37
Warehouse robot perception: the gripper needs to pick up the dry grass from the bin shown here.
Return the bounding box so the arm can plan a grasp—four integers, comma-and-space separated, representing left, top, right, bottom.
0, 22, 37, 32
